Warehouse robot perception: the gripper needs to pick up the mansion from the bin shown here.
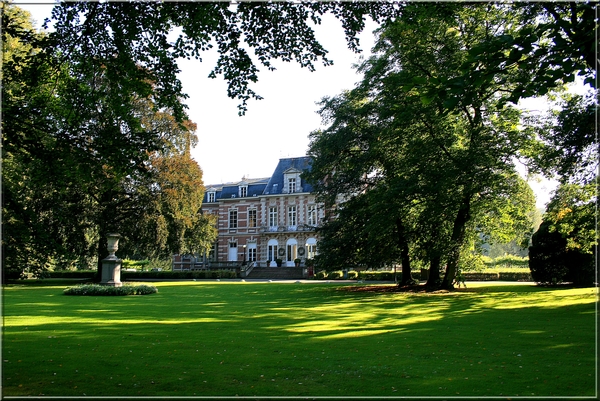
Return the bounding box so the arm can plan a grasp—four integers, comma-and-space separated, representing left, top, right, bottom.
201, 156, 321, 267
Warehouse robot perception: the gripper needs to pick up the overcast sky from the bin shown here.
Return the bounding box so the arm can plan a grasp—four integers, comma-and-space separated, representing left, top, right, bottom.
18, 2, 564, 208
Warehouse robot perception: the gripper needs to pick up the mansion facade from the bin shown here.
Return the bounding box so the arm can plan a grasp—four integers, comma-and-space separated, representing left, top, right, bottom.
201, 157, 321, 267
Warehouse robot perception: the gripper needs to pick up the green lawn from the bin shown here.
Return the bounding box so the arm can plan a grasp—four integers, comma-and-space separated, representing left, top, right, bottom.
2, 280, 597, 398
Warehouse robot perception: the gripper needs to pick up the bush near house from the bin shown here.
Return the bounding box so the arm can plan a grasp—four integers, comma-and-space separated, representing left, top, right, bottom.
42, 270, 239, 280
122, 270, 238, 280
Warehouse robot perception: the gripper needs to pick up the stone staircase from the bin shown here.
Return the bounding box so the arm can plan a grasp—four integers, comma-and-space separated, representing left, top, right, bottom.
246, 267, 304, 280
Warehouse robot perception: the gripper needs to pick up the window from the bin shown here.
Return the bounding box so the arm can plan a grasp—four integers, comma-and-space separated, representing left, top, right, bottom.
269, 207, 278, 227
208, 242, 217, 262
307, 244, 317, 259
208, 192, 215, 202
288, 205, 297, 226
229, 209, 238, 229
248, 209, 257, 228
240, 186, 247, 197
267, 239, 278, 263
248, 247, 257, 262
307, 205, 317, 226
288, 178, 296, 193
306, 238, 317, 259
286, 239, 298, 263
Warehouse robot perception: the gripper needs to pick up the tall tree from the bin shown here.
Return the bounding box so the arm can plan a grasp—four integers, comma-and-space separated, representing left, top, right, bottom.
307, 3, 540, 289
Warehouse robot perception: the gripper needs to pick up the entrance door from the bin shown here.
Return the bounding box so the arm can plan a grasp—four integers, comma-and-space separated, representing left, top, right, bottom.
267, 239, 278, 267
228, 242, 238, 261
286, 239, 298, 267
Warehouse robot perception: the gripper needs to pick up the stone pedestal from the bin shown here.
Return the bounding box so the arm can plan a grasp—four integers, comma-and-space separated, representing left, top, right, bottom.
101, 256, 123, 287
100, 233, 123, 287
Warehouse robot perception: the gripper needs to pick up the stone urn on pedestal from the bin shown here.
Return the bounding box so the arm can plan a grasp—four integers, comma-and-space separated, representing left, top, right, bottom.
100, 233, 123, 287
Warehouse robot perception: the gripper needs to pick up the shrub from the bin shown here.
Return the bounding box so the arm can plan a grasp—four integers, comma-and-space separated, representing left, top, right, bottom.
485, 255, 529, 270
498, 272, 533, 281
357, 271, 396, 281
347, 270, 358, 280
328, 271, 343, 279
64, 284, 158, 296
529, 221, 595, 286
458, 252, 487, 272
314, 271, 327, 279
121, 259, 150, 271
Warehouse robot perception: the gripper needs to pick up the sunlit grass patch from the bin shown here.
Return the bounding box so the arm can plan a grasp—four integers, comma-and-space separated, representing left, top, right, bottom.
2, 281, 596, 397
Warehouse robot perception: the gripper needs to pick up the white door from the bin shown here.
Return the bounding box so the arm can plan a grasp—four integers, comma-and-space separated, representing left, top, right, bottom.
267, 239, 278, 267
228, 242, 238, 261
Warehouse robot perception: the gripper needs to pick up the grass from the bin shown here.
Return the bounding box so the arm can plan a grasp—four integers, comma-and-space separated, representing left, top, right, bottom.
2, 280, 597, 398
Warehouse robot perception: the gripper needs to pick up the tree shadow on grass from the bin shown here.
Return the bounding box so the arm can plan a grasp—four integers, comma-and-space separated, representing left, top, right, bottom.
2, 282, 596, 397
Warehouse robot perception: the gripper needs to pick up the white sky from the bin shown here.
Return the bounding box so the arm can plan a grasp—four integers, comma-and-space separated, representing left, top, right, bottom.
18, 2, 566, 208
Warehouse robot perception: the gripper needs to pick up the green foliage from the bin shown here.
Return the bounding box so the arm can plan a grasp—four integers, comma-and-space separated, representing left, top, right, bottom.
46, 271, 96, 279
63, 284, 158, 296
314, 271, 327, 280
3, 2, 396, 279
327, 271, 343, 279
462, 272, 532, 282
121, 259, 151, 271
306, 3, 540, 290
528, 180, 596, 287
527, 93, 597, 184
357, 271, 396, 282
484, 255, 530, 270
146, 258, 173, 272
47, 2, 398, 117
529, 221, 595, 287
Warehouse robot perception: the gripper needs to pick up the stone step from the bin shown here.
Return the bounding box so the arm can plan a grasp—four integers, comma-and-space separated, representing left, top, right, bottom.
247, 267, 304, 279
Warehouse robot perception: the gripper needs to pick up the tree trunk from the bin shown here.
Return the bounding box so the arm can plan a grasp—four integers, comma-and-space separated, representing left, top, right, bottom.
441, 191, 472, 290
426, 254, 441, 288
396, 218, 413, 285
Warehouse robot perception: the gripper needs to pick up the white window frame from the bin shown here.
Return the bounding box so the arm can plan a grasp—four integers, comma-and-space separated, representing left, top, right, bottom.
307, 205, 317, 226
288, 178, 296, 193
248, 208, 257, 228
229, 209, 238, 229
269, 207, 278, 227
288, 205, 297, 227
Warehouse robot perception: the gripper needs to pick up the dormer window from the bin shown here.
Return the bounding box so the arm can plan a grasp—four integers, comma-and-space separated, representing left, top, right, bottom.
240, 186, 247, 197
283, 168, 302, 194
208, 191, 216, 202
288, 178, 296, 193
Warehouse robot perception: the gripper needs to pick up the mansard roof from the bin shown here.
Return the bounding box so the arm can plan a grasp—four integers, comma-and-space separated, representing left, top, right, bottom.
264, 156, 313, 195
203, 156, 313, 202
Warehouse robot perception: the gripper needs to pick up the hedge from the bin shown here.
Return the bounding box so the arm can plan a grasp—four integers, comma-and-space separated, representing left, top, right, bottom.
463, 272, 532, 281
46, 270, 239, 280
121, 270, 238, 280
313, 270, 532, 282
46, 271, 96, 279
